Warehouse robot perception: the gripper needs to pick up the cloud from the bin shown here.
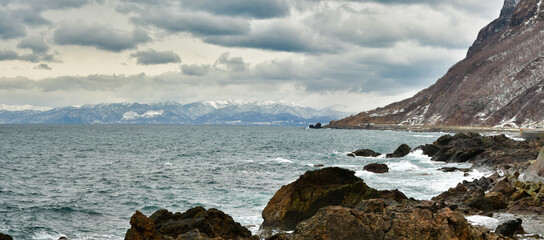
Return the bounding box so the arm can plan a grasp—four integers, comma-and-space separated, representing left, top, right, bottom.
213, 52, 247, 72
181, 0, 290, 19
131, 8, 251, 36
0, 9, 27, 39
130, 49, 181, 65
54, 23, 150, 52
181, 64, 211, 76
17, 36, 49, 53
0, 50, 19, 61
34, 63, 52, 70
205, 20, 345, 53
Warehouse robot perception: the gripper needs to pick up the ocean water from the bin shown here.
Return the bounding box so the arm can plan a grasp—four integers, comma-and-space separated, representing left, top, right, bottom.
0, 125, 487, 239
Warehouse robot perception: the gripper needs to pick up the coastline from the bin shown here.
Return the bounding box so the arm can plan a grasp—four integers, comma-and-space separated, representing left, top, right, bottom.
327, 124, 522, 135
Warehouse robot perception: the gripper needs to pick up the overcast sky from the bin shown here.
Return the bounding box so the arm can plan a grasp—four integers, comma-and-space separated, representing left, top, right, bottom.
0, 0, 503, 112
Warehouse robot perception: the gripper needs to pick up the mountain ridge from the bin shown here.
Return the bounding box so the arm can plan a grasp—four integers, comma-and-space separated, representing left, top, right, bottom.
330, 0, 544, 128
0, 100, 350, 126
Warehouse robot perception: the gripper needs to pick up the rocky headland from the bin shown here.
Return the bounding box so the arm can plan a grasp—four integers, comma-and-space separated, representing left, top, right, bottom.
329, 0, 544, 128
125, 133, 544, 240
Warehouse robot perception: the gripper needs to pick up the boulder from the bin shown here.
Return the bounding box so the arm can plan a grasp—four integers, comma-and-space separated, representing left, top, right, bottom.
126, 207, 253, 240
349, 149, 381, 157
363, 163, 389, 173
485, 192, 508, 210
261, 167, 380, 231
494, 218, 524, 237
417, 144, 440, 157
290, 205, 507, 240
386, 144, 411, 158
0, 233, 13, 240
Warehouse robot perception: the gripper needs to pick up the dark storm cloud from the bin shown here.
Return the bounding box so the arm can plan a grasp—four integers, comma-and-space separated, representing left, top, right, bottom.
181, 0, 290, 19
130, 49, 181, 65
54, 23, 150, 52
17, 36, 49, 53
181, 64, 211, 76
134, 9, 250, 36
0, 9, 26, 39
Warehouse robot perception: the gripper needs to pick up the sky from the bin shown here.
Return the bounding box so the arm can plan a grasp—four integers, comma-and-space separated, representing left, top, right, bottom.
0, 0, 503, 112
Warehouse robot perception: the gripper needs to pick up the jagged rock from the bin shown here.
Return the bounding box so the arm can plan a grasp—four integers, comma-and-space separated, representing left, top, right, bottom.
290, 205, 507, 240
309, 123, 322, 129
489, 179, 516, 196
125, 210, 160, 240
495, 218, 524, 237
0, 233, 13, 240
265, 234, 291, 240
363, 163, 389, 173
485, 192, 509, 210
348, 149, 381, 157
125, 207, 253, 240
261, 167, 380, 231
386, 144, 411, 158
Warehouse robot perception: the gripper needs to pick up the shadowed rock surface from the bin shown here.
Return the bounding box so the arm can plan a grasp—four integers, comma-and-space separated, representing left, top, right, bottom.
0, 233, 13, 240
125, 207, 254, 240
386, 144, 411, 158
494, 218, 524, 238
347, 149, 381, 157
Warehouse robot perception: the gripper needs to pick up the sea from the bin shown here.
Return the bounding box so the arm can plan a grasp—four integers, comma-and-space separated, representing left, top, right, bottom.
0, 125, 490, 240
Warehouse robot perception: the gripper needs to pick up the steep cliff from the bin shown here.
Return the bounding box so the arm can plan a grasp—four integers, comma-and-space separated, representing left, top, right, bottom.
331, 0, 544, 128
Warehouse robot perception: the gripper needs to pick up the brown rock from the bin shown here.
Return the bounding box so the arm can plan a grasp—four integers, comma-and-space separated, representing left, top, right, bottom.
489, 179, 516, 195
261, 167, 379, 231
125, 207, 253, 240
485, 192, 508, 210
0, 233, 13, 240
290, 205, 507, 240
363, 163, 389, 173
125, 210, 160, 240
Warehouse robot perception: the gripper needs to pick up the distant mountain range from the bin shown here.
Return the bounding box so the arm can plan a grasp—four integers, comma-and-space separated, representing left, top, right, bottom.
0, 100, 350, 126
331, 0, 544, 128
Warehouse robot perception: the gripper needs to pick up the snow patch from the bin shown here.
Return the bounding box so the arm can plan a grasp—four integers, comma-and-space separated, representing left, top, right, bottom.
0, 104, 52, 111
122, 110, 164, 120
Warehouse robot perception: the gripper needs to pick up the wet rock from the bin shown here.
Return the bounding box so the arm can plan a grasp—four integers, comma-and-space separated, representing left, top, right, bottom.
495, 218, 524, 237
265, 233, 291, 240
489, 179, 516, 195
363, 163, 389, 173
349, 149, 381, 157
261, 167, 380, 231
0, 233, 13, 240
386, 144, 411, 158
485, 192, 509, 210
438, 167, 470, 172
126, 207, 253, 240
417, 144, 440, 157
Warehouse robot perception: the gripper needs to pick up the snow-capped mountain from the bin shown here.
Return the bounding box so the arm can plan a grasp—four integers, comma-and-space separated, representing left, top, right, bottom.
0, 100, 350, 126
331, 0, 544, 128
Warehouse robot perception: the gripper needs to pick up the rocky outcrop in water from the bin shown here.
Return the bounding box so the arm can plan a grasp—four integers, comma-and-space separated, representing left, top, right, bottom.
329, 0, 544, 128
386, 144, 411, 158
494, 218, 525, 238
347, 149, 381, 157
125, 207, 254, 240
0, 233, 13, 240
260, 167, 380, 231
363, 163, 389, 173
415, 133, 544, 166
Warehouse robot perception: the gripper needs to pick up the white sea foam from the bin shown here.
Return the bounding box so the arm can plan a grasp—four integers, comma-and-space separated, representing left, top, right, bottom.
389, 161, 420, 171
407, 149, 431, 159
32, 230, 66, 240
271, 157, 293, 163
466, 215, 500, 230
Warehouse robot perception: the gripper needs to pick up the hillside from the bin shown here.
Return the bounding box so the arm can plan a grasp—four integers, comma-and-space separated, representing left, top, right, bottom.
0, 100, 349, 126
331, 0, 544, 128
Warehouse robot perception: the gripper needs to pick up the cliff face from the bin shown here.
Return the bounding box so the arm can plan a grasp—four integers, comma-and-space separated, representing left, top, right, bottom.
331, 0, 544, 128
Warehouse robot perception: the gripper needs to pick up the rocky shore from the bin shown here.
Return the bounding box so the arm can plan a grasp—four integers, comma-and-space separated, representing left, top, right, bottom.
125, 133, 544, 240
